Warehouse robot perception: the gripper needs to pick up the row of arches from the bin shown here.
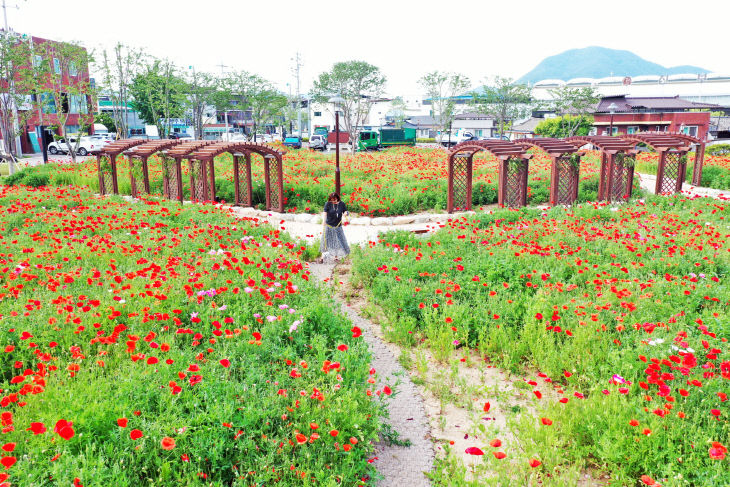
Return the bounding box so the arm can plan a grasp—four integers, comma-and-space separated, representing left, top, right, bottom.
446, 132, 706, 212
96, 139, 285, 212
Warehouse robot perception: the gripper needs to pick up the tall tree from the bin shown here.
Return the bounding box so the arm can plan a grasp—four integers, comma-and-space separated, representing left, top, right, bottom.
229, 71, 286, 140
0, 32, 41, 173
388, 97, 408, 128
310, 61, 386, 145
534, 115, 594, 138
130, 58, 186, 138
472, 76, 532, 138
37, 39, 95, 163
185, 70, 230, 139
98, 43, 143, 139
418, 71, 470, 141
545, 85, 600, 137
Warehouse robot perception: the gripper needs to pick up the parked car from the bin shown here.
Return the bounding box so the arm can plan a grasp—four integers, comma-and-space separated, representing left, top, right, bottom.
47, 137, 99, 156
309, 134, 327, 151
283, 136, 302, 149
89, 134, 113, 147
440, 131, 476, 147
169, 133, 193, 140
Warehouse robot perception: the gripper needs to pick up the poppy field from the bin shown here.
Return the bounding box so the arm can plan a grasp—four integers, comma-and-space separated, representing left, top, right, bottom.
14, 147, 729, 217
350, 195, 729, 485
0, 185, 385, 486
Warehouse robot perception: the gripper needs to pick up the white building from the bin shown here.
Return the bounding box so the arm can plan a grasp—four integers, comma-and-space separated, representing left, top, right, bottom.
309, 95, 432, 134
532, 73, 730, 106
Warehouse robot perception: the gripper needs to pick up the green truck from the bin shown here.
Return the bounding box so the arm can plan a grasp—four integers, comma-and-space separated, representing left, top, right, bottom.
357, 128, 416, 151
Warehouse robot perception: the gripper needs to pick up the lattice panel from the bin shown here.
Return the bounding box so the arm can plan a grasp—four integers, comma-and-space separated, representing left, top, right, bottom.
190, 160, 207, 201
659, 152, 682, 194
452, 155, 469, 210
555, 157, 578, 205
130, 158, 146, 197
267, 157, 281, 210
610, 154, 632, 201
504, 158, 526, 207
99, 156, 114, 195
236, 157, 249, 206
162, 159, 180, 201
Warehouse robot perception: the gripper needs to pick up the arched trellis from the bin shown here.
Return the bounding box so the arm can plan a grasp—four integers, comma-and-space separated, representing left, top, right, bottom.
188, 142, 285, 212
447, 140, 528, 212
123, 140, 184, 198
620, 134, 688, 194
514, 138, 581, 205
96, 139, 147, 195
566, 136, 637, 202
166, 141, 218, 203
643, 131, 705, 186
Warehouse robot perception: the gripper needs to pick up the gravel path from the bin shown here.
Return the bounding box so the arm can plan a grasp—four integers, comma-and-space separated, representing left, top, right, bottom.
308, 262, 434, 487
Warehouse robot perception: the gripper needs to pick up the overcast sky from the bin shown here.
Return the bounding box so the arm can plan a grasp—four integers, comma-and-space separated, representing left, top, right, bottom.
10, 0, 730, 96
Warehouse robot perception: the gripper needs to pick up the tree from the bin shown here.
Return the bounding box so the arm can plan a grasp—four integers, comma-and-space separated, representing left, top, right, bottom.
418, 71, 470, 141
534, 115, 594, 138
388, 97, 408, 128
310, 61, 386, 145
94, 111, 117, 134
98, 43, 143, 139
544, 85, 600, 137
229, 71, 286, 140
130, 58, 186, 138
472, 76, 532, 138
0, 32, 41, 173
185, 70, 231, 139
37, 39, 96, 163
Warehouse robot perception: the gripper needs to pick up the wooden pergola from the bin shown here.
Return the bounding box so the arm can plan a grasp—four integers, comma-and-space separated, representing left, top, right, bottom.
123, 140, 184, 198
188, 142, 285, 211
447, 140, 529, 211
644, 131, 706, 186
621, 133, 688, 194
566, 136, 637, 202
514, 138, 581, 205
165, 141, 217, 203
96, 139, 147, 195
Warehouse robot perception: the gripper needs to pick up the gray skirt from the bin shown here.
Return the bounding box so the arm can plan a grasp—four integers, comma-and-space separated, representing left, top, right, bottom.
320, 224, 350, 257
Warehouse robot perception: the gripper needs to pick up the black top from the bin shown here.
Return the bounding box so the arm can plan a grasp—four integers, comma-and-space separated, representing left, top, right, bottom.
324, 201, 347, 226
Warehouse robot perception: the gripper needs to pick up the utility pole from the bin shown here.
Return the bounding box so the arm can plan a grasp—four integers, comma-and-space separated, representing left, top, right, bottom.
291, 52, 302, 136
2, 1, 23, 163
216, 62, 230, 140
2, 0, 22, 32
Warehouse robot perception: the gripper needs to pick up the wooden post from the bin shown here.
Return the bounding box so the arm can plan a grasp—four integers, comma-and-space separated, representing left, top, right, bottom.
245, 153, 253, 207
97, 155, 105, 194
141, 156, 150, 195
276, 154, 284, 212
692, 142, 705, 186
549, 156, 559, 205
447, 153, 454, 213
208, 160, 216, 202
677, 151, 687, 193
111, 153, 119, 195
465, 154, 473, 211
175, 157, 183, 204
605, 153, 615, 202
655, 150, 667, 194
519, 157, 529, 207
233, 155, 241, 206
497, 158, 507, 207
572, 156, 580, 203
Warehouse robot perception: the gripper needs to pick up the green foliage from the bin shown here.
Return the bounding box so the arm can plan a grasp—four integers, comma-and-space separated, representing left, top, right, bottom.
472, 76, 532, 137
416, 138, 436, 143
94, 111, 117, 133
418, 71, 471, 137
534, 115, 594, 138
228, 71, 287, 138
130, 59, 186, 137
311, 61, 387, 144
706, 143, 730, 156
3, 166, 50, 187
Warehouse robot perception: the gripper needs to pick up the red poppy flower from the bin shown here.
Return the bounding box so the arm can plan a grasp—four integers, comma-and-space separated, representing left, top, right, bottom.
219, 359, 230, 368
489, 439, 502, 448
161, 437, 175, 450
26, 422, 46, 435
54, 419, 75, 440
483, 402, 490, 412
640, 475, 656, 486
130, 429, 143, 440
330, 429, 339, 437
465, 447, 484, 455
117, 418, 128, 428
529, 459, 541, 468
0, 445, 13, 453
0, 456, 16, 469
541, 418, 553, 426
492, 451, 506, 459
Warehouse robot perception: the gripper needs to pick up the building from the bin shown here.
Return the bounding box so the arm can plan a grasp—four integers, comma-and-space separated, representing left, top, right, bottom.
19, 35, 94, 154
593, 95, 717, 139
532, 74, 730, 108
452, 112, 496, 138
96, 96, 147, 136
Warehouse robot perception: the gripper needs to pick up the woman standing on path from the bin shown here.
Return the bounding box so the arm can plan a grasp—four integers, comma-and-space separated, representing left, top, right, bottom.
320, 192, 350, 261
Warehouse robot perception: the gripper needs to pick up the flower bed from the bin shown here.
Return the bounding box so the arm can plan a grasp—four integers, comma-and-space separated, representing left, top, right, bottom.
351, 195, 729, 484
0, 186, 381, 485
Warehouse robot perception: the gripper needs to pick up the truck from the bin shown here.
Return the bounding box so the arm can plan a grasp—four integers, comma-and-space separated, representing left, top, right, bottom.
439, 129, 477, 147
356, 128, 417, 151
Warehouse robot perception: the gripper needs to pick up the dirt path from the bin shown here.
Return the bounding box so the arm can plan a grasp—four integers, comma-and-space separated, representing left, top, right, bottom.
308, 262, 434, 487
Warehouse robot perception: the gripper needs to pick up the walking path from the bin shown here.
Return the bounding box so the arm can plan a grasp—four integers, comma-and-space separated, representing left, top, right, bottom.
308, 262, 434, 487
636, 173, 729, 199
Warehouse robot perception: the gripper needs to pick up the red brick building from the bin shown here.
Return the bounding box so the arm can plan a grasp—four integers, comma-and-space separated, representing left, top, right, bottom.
1, 34, 94, 154
594, 95, 717, 141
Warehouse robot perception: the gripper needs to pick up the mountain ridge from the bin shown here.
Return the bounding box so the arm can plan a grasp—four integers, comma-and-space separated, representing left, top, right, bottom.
518, 46, 709, 84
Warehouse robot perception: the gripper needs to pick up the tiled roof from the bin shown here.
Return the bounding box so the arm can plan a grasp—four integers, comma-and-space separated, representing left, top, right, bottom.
596, 95, 719, 112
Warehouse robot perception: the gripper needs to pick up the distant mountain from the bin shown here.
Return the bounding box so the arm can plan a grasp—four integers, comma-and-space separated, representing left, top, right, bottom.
518, 46, 709, 84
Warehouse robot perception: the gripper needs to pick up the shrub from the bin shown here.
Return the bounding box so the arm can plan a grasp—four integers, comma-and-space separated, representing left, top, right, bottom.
706, 143, 730, 156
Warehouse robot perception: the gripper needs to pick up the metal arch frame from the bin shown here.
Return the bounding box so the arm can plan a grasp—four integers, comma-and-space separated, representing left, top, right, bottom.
643, 131, 706, 186
96, 139, 147, 195
446, 140, 529, 212
565, 136, 637, 202
123, 139, 184, 198
188, 142, 286, 212
514, 138, 580, 205
166, 140, 217, 204
619, 134, 688, 194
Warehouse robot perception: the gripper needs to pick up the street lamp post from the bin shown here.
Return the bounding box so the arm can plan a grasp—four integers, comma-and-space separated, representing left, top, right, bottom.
328, 95, 345, 194
607, 102, 618, 136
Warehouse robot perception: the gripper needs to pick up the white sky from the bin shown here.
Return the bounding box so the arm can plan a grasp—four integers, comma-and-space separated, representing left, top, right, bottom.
11, 0, 730, 97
